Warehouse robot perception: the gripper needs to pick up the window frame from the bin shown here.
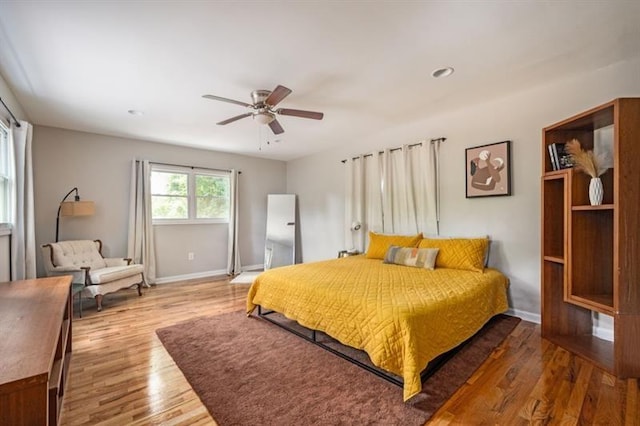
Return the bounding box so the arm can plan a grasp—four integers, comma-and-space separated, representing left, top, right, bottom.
150, 164, 231, 225
0, 120, 10, 225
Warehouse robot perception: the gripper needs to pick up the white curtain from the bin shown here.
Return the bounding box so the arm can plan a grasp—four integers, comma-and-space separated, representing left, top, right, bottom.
344, 157, 362, 251
382, 143, 439, 235
9, 121, 36, 280
345, 152, 384, 252
364, 152, 383, 234
127, 160, 155, 285
345, 140, 439, 249
226, 169, 241, 275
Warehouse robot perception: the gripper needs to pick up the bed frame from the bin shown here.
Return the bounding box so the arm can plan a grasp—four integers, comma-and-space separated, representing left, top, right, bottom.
256, 305, 458, 388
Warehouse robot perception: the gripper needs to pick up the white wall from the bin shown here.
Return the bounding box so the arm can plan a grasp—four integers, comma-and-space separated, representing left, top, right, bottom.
32, 126, 286, 279
287, 57, 640, 318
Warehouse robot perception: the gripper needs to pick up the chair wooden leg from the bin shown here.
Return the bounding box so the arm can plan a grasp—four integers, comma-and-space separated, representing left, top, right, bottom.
137, 282, 142, 296
95, 294, 103, 312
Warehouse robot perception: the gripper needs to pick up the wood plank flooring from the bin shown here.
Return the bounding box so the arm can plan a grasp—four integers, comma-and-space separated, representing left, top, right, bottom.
60, 277, 639, 425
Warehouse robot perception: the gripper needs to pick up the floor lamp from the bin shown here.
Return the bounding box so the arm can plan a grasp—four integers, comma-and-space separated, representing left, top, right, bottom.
55, 187, 95, 242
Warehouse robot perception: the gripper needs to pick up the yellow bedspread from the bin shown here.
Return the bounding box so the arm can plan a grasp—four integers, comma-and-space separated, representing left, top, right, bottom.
246, 255, 509, 401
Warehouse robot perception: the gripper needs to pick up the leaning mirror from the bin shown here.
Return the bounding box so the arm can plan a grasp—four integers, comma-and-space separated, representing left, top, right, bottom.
264, 194, 296, 269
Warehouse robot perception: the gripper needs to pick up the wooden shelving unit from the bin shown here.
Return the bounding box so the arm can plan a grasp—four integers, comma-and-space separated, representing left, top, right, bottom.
0, 276, 73, 426
541, 98, 640, 377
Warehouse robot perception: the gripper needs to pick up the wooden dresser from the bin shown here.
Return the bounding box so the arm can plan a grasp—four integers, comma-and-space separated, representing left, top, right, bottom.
0, 276, 73, 426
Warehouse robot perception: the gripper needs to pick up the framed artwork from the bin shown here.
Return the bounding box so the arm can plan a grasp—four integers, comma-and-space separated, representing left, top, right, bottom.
465, 140, 512, 198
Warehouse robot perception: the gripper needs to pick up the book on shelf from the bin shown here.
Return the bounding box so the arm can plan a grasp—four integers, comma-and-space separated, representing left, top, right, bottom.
548, 144, 558, 170
556, 143, 574, 169
548, 143, 574, 170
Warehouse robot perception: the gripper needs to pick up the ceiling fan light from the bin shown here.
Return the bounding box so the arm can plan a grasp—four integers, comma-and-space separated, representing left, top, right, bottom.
253, 112, 275, 125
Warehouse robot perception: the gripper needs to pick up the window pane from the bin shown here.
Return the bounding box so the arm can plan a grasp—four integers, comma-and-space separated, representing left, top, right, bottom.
0, 179, 7, 223
0, 126, 7, 177
149, 168, 231, 222
152, 195, 188, 219
196, 196, 229, 219
195, 174, 229, 219
195, 174, 229, 197
0, 124, 8, 223
151, 171, 188, 196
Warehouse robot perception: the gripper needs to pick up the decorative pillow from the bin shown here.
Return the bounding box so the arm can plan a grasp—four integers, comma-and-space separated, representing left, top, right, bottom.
365, 232, 423, 260
418, 237, 489, 272
423, 234, 492, 267
383, 246, 439, 270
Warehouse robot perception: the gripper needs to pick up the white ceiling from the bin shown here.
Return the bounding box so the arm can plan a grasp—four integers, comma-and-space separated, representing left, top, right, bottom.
0, 1, 639, 161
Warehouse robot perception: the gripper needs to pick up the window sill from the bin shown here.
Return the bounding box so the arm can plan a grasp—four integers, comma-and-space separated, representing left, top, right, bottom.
152, 220, 229, 226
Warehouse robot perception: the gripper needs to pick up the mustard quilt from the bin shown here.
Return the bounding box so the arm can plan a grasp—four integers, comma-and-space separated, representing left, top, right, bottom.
246, 255, 509, 401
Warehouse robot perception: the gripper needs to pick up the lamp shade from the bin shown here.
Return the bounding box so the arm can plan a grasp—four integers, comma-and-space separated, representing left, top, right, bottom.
60, 200, 95, 217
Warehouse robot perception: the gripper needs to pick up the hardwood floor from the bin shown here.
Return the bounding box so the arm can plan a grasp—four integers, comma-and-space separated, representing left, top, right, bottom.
60, 278, 639, 425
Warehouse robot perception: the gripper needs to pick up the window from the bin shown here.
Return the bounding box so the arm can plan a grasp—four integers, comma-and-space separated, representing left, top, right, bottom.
151, 165, 230, 224
0, 121, 9, 224
151, 170, 189, 220
195, 173, 230, 219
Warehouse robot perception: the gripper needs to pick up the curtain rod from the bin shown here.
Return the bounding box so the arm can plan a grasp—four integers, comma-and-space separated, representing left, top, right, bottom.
140, 160, 241, 174
0, 97, 21, 128
340, 137, 445, 163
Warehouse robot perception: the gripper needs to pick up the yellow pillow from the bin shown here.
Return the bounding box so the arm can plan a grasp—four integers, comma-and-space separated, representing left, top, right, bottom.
365, 232, 423, 259
418, 237, 489, 272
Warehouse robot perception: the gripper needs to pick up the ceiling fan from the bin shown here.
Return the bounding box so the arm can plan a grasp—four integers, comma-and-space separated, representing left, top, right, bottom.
202, 85, 324, 135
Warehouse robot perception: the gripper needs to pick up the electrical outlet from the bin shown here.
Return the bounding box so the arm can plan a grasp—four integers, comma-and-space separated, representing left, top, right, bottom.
188, 252, 194, 261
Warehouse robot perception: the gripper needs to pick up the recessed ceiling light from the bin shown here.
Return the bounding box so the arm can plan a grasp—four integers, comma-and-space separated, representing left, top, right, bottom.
431, 67, 454, 78
128, 109, 144, 116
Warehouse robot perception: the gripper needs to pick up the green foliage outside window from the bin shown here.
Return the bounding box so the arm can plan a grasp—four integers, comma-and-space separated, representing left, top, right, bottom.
151, 169, 230, 221
195, 174, 229, 219
151, 171, 188, 219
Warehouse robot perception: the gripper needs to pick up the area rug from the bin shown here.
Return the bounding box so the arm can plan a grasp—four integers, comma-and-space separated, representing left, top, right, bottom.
229, 271, 262, 284
156, 311, 520, 425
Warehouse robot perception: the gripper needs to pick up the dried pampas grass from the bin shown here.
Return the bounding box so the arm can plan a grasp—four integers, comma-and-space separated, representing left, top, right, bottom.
565, 139, 607, 178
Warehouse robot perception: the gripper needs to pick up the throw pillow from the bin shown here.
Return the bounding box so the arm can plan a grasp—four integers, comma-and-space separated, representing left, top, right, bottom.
383, 246, 439, 270
365, 232, 423, 260
418, 237, 489, 272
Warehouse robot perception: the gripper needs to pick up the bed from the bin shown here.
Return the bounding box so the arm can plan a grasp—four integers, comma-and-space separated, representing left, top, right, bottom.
246, 243, 509, 401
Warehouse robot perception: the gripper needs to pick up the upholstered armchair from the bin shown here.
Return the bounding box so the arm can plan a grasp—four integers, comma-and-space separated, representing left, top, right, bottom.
41, 240, 144, 313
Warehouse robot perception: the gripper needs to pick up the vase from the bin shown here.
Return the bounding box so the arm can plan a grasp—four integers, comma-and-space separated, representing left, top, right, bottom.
589, 177, 603, 206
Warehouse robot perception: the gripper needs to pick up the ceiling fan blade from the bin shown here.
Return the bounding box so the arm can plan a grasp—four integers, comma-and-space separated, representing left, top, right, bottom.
217, 112, 253, 125
203, 94, 252, 108
277, 108, 324, 120
265, 85, 292, 107
268, 119, 285, 135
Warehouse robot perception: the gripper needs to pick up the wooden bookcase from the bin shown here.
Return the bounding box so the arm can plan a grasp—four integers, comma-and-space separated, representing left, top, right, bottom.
541, 98, 640, 377
0, 276, 73, 426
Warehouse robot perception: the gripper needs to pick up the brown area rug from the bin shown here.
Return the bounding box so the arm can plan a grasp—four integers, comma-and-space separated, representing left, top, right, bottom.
156, 311, 520, 425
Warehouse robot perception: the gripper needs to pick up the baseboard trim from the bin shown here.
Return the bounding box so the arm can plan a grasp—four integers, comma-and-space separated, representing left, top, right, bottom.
593, 325, 614, 342
504, 308, 614, 341
155, 269, 227, 284
242, 263, 264, 272
155, 264, 264, 284
505, 308, 540, 324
